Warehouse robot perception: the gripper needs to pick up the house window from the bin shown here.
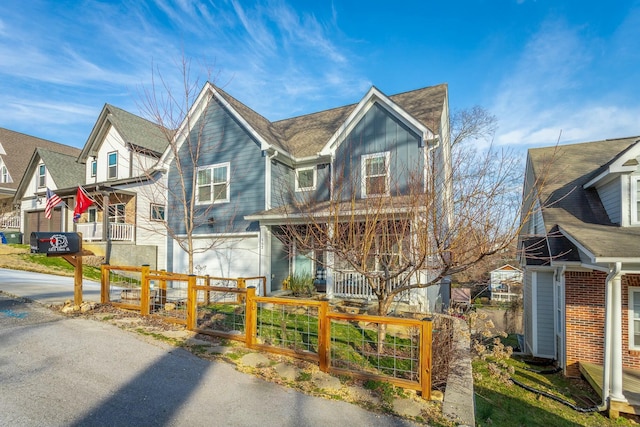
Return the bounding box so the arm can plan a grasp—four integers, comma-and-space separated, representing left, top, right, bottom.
107, 152, 117, 179
38, 164, 46, 188
108, 203, 125, 223
196, 163, 230, 204
150, 204, 165, 221
90, 159, 97, 178
632, 177, 640, 225
0, 164, 10, 183
361, 152, 390, 197
295, 167, 316, 191
629, 288, 640, 350
88, 207, 97, 223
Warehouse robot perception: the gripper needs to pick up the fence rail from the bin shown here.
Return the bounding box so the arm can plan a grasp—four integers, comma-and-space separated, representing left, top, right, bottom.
101, 264, 432, 400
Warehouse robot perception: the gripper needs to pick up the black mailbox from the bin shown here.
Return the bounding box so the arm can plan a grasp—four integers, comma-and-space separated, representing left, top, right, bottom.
30, 232, 81, 254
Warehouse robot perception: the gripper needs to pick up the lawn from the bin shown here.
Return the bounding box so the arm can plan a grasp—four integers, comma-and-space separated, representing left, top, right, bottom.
474, 353, 638, 426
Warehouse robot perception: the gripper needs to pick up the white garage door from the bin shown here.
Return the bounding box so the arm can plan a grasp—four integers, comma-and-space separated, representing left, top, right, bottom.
173, 235, 260, 279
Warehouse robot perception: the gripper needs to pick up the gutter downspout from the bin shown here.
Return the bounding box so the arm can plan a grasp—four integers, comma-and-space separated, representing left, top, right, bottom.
599, 261, 623, 411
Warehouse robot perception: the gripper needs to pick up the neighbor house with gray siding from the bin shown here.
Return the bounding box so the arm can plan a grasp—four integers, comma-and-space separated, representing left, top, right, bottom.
519, 136, 640, 417
160, 82, 452, 311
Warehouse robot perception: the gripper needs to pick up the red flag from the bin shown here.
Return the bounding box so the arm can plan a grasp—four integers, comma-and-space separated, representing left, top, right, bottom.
45, 188, 62, 219
73, 186, 93, 223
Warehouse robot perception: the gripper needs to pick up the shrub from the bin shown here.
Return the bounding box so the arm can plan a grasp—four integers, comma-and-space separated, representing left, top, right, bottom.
286, 273, 315, 297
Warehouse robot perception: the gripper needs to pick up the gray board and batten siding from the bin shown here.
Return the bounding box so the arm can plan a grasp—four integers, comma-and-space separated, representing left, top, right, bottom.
167, 97, 266, 235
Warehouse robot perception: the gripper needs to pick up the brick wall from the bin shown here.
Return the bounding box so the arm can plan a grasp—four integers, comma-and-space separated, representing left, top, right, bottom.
565, 271, 640, 376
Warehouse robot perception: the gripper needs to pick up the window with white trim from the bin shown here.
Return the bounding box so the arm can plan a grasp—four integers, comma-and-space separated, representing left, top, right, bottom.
90, 159, 97, 178
361, 152, 390, 197
632, 177, 640, 225
0, 164, 10, 183
196, 162, 230, 204
629, 287, 640, 350
295, 167, 316, 191
37, 164, 46, 188
108, 203, 125, 223
107, 152, 117, 179
150, 203, 165, 221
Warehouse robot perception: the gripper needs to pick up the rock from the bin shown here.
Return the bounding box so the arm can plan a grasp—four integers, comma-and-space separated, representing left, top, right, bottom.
311, 371, 342, 391
392, 397, 424, 418
273, 362, 299, 381
164, 302, 176, 311
240, 352, 270, 368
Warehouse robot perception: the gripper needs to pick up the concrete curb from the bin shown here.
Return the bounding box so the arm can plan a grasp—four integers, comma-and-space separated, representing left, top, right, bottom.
443, 318, 475, 426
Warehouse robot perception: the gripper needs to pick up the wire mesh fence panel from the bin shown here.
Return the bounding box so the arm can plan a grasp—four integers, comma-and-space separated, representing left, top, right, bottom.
255, 301, 320, 355
195, 288, 246, 335
149, 278, 189, 322
329, 318, 421, 383
107, 268, 143, 304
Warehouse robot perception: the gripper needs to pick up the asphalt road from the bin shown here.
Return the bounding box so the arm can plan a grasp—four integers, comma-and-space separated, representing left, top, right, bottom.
0, 268, 101, 305
0, 269, 420, 426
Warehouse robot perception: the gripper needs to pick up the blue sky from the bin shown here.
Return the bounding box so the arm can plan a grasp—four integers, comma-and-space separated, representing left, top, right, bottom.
1, 0, 639, 151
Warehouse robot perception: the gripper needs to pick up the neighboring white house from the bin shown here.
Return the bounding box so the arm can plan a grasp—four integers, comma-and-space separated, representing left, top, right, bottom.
489, 264, 522, 302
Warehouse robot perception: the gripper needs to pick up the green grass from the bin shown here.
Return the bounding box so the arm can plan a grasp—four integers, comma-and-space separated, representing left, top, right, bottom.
474, 356, 636, 427
19, 252, 102, 281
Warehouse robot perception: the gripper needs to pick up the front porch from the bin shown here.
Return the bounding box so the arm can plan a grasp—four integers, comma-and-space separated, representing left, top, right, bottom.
76, 222, 134, 242
580, 361, 640, 417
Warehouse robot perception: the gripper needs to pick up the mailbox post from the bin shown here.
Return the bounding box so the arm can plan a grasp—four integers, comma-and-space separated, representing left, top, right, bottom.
30, 232, 86, 306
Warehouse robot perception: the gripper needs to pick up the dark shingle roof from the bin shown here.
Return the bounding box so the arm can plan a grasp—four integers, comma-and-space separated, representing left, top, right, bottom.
213, 83, 448, 159
0, 128, 80, 191
36, 148, 85, 189
105, 104, 169, 154
528, 136, 640, 259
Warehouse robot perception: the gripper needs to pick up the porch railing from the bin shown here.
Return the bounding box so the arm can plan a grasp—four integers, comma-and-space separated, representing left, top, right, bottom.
0, 215, 20, 229
76, 222, 134, 242
333, 270, 414, 299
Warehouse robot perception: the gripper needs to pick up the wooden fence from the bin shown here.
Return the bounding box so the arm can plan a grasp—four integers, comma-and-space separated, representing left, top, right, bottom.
100, 264, 433, 400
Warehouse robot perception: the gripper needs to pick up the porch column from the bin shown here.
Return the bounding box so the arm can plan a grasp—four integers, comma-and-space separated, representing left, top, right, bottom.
610, 271, 627, 402
325, 223, 334, 298
260, 225, 272, 295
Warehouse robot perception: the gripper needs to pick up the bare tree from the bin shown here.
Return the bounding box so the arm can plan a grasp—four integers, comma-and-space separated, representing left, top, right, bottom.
275, 106, 534, 317
134, 58, 235, 274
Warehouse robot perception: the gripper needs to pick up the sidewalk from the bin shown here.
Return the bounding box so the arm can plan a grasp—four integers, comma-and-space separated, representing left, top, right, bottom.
0, 269, 429, 426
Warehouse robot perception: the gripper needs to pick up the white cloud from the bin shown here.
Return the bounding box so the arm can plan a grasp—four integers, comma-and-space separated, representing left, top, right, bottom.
492, 17, 640, 149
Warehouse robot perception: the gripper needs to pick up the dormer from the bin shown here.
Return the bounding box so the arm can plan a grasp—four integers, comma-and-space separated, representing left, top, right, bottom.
583, 139, 640, 227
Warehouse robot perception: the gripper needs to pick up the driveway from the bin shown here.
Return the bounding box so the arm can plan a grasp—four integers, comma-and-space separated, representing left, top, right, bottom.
0, 268, 101, 304
0, 270, 420, 426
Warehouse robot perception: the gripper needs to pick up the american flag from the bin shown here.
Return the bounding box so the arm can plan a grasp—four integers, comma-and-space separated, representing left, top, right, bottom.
45, 187, 62, 219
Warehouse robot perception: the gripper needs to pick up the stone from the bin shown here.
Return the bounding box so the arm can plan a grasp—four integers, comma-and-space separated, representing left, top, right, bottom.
185, 337, 211, 347
430, 390, 444, 401
207, 346, 232, 355
164, 302, 176, 311
392, 397, 424, 418
311, 371, 342, 391
240, 352, 270, 368
273, 362, 299, 381
346, 386, 381, 405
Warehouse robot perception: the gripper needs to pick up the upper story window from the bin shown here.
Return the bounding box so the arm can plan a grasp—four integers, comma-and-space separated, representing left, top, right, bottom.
0, 164, 10, 183
196, 162, 230, 204
632, 177, 640, 225
107, 152, 117, 180
90, 159, 97, 178
361, 152, 390, 197
295, 167, 316, 191
37, 164, 46, 188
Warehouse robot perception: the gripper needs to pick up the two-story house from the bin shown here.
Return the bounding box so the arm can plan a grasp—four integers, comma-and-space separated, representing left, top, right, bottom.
519, 136, 640, 417
14, 104, 170, 269
0, 128, 80, 234
160, 82, 452, 312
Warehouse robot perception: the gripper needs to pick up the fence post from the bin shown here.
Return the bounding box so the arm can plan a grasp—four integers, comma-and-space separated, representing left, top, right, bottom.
159, 269, 167, 306
100, 264, 109, 304
140, 264, 150, 316
204, 275, 211, 305
245, 286, 256, 348
420, 317, 433, 401
318, 301, 330, 373
237, 278, 246, 304
186, 274, 197, 330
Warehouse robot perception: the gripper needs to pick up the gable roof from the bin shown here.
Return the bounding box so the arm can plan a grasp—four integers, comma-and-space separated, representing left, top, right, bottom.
0, 128, 80, 193
13, 148, 83, 202
212, 83, 448, 160
527, 136, 640, 262
79, 104, 170, 162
